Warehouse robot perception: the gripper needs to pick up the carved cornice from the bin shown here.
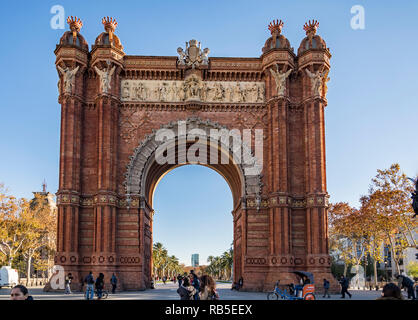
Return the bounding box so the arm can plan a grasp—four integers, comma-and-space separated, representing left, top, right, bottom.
243, 194, 329, 209
58, 94, 85, 105
57, 194, 145, 208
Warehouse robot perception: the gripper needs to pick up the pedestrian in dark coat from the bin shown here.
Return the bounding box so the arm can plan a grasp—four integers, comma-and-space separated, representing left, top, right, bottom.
177, 274, 183, 287
397, 275, 416, 300
95, 273, 105, 299
190, 270, 200, 300
323, 278, 331, 298
339, 275, 352, 298
110, 273, 117, 294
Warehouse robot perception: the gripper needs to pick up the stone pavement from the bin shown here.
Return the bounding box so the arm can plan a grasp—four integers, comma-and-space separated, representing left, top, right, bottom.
0, 282, 393, 300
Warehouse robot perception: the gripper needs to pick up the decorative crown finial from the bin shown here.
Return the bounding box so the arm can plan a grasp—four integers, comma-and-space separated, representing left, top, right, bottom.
303, 20, 319, 35
268, 19, 284, 35
67, 16, 83, 33
102, 16, 118, 33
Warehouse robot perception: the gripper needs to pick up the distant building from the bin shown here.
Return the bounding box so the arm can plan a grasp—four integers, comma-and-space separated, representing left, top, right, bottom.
31, 181, 57, 280
191, 254, 199, 267
31, 180, 57, 211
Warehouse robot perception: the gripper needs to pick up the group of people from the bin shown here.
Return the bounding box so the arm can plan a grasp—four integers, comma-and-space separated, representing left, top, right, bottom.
321, 274, 417, 300
176, 270, 219, 300
81, 271, 118, 300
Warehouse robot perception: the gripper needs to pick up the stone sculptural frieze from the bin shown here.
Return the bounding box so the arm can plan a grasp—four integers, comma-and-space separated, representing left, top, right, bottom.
120, 78, 265, 103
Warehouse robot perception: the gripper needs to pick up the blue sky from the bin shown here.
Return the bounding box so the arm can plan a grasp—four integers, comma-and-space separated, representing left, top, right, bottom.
0, 1, 417, 265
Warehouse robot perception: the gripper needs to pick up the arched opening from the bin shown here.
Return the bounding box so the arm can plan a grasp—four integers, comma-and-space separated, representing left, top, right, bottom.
139, 140, 245, 288
151, 165, 234, 285
125, 118, 263, 289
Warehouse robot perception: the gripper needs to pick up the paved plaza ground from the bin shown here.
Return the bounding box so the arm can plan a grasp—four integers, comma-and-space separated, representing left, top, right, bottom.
0, 282, 394, 300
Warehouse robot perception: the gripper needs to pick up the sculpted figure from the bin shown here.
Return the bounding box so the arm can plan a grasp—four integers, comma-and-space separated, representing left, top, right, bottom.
177, 40, 210, 69
185, 76, 202, 100
177, 47, 187, 65
94, 61, 116, 94
270, 64, 292, 96
305, 68, 328, 96
134, 83, 147, 101
122, 82, 130, 100
233, 83, 243, 102
158, 83, 169, 101
214, 83, 225, 101
247, 85, 258, 102
57, 65, 79, 94
170, 82, 178, 101
200, 83, 210, 101
201, 48, 210, 65
256, 84, 264, 102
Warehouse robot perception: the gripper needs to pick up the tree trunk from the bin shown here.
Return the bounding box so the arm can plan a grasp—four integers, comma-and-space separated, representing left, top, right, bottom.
373, 259, 378, 287
343, 262, 347, 277
26, 255, 32, 287
387, 234, 401, 277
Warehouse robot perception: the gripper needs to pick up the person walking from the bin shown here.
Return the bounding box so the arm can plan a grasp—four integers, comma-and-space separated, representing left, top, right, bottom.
339, 275, 352, 299
110, 273, 117, 294
376, 283, 404, 300
397, 274, 416, 300
177, 277, 196, 300
162, 276, 167, 284
190, 270, 200, 300
84, 271, 95, 300
199, 275, 219, 300
95, 273, 105, 300
323, 278, 331, 298
64, 273, 73, 294
177, 274, 183, 287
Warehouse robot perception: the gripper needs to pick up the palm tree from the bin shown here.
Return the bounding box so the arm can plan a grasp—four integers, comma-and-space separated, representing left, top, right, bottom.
152, 243, 184, 280
206, 248, 234, 280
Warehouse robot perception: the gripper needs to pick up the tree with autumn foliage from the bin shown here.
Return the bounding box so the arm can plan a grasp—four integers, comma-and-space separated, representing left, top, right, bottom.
329, 164, 417, 283
0, 184, 57, 284
328, 202, 369, 277
0, 184, 27, 265
365, 164, 417, 276
20, 193, 57, 285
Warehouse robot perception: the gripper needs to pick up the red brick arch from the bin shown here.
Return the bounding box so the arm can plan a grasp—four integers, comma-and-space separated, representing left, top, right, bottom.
53, 18, 339, 292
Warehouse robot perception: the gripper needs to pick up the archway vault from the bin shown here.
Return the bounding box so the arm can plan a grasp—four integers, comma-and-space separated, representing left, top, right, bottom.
125, 117, 263, 210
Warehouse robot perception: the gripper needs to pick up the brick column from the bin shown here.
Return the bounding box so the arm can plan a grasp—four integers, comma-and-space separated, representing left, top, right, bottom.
56, 94, 82, 275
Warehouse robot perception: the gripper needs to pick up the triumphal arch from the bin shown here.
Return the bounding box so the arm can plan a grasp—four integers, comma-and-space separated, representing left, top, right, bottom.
54, 16, 336, 291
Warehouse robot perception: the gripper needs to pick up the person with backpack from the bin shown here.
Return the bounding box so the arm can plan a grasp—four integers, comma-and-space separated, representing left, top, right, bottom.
339, 275, 352, 299
323, 278, 331, 298
84, 271, 95, 300
199, 275, 219, 300
95, 273, 105, 299
177, 277, 196, 300
110, 273, 117, 294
